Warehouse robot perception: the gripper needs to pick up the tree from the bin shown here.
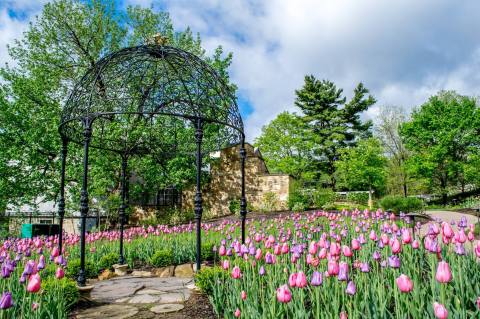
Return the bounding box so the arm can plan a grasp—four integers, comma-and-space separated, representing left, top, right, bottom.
400, 91, 480, 204
335, 138, 387, 198
294, 76, 376, 189
0, 0, 235, 213
254, 112, 316, 181
374, 105, 412, 197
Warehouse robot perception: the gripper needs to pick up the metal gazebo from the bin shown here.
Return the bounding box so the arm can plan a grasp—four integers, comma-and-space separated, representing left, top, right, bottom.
57, 45, 248, 286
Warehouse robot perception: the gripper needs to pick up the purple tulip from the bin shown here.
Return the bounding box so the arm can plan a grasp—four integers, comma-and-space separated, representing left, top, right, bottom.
346, 281, 357, 295
259, 266, 265, 276
373, 251, 381, 261
338, 262, 349, 281
37, 255, 46, 270
1, 265, 11, 278
360, 262, 370, 273
310, 271, 322, 286
19, 273, 27, 284
455, 243, 465, 255
388, 255, 400, 268
458, 216, 467, 228
0, 292, 13, 309
23, 260, 35, 275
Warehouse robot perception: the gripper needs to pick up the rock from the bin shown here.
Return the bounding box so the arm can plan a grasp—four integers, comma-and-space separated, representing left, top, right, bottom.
185, 282, 198, 290
192, 263, 209, 272
128, 294, 160, 304
136, 288, 164, 295
113, 264, 129, 276
76, 305, 139, 319
77, 284, 95, 296
158, 292, 186, 303
115, 297, 130, 303
151, 304, 184, 314
174, 264, 194, 278
154, 266, 175, 277
98, 269, 117, 281
131, 270, 152, 277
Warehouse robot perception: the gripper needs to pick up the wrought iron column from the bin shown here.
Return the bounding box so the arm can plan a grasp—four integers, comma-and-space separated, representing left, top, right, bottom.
58, 137, 68, 254
78, 119, 92, 287
194, 118, 203, 272
240, 140, 247, 244
118, 155, 128, 265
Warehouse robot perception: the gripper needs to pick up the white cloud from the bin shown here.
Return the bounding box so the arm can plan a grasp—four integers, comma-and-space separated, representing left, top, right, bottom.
3, 0, 480, 141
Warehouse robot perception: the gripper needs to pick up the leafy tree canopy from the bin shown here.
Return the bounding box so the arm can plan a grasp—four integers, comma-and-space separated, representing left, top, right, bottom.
0, 0, 235, 213
400, 91, 480, 203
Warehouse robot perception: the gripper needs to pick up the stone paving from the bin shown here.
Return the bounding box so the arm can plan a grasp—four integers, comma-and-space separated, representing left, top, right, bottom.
74, 275, 195, 318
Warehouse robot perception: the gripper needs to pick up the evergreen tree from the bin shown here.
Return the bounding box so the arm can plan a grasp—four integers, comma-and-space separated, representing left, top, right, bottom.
294, 76, 376, 189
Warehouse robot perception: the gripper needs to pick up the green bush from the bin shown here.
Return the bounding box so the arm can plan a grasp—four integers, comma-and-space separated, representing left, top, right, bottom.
379, 195, 423, 213
260, 192, 279, 212
149, 249, 174, 267
194, 266, 227, 295
201, 242, 216, 262
66, 258, 98, 279
312, 189, 336, 208
288, 190, 310, 211
346, 192, 370, 205
229, 199, 240, 214
42, 277, 79, 310
98, 252, 119, 271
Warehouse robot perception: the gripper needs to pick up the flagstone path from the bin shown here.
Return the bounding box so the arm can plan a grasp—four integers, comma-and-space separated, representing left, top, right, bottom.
421, 210, 478, 235
72, 276, 197, 319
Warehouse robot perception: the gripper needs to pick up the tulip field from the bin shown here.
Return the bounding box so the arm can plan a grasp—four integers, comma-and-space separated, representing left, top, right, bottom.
0, 209, 479, 318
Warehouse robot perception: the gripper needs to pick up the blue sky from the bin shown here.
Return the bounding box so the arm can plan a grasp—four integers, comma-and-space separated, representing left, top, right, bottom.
1, 0, 480, 141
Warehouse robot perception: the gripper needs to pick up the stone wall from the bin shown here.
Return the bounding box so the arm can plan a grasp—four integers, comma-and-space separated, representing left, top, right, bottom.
182, 143, 292, 216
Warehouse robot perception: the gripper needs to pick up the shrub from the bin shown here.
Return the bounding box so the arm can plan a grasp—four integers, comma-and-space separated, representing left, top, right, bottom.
42, 277, 79, 310
312, 188, 336, 208
288, 190, 310, 211
194, 266, 227, 295
260, 192, 279, 212
149, 249, 174, 267
379, 195, 423, 213
66, 258, 97, 279
229, 199, 240, 214
201, 242, 216, 262
98, 252, 119, 271
346, 192, 370, 205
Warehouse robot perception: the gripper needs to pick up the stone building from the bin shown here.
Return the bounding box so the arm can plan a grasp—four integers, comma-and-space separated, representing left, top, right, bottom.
182, 143, 293, 216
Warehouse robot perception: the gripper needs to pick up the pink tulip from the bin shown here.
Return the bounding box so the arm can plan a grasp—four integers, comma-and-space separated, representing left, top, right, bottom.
281, 243, 289, 254
458, 230, 467, 243
476, 297, 480, 309
467, 231, 474, 242
241, 290, 247, 300
396, 274, 414, 293
412, 240, 420, 249
255, 248, 262, 260
433, 302, 448, 319
276, 285, 292, 303
369, 230, 378, 241
27, 273, 41, 293
222, 260, 230, 270
219, 245, 226, 256
55, 267, 65, 279
309, 241, 317, 255
475, 242, 480, 258
288, 273, 297, 287
318, 248, 327, 259
295, 271, 307, 288
327, 259, 339, 276
391, 238, 402, 254
51, 247, 59, 258
340, 311, 348, 319
342, 245, 352, 257
402, 229, 412, 244
435, 261, 452, 283
231, 266, 241, 279
351, 239, 360, 251
442, 222, 454, 239
234, 308, 241, 318
330, 242, 341, 256
381, 233, 390, 245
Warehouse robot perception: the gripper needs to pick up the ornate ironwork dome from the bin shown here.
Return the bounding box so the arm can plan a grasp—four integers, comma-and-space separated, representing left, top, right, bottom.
59, 45, 244, 154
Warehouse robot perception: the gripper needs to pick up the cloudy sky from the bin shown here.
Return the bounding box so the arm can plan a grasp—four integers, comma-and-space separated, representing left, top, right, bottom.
1, 0, 480, 141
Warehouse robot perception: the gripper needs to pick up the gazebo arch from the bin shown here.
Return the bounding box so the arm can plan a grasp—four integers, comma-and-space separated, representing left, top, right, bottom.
58, 45, 248, 286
